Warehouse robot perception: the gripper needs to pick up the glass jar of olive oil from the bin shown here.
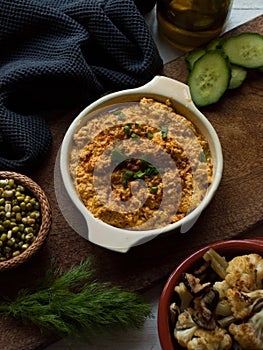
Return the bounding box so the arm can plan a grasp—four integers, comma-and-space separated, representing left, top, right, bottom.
156, 0, 233, 51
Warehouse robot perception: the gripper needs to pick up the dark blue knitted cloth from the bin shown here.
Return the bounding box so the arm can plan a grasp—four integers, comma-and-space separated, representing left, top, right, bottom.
0, 0, 163, 171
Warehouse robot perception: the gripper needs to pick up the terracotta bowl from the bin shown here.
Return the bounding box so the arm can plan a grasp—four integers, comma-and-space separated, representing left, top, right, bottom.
158, 238, 263, 350
60, 75, 223, 253
0, 171, 52, 271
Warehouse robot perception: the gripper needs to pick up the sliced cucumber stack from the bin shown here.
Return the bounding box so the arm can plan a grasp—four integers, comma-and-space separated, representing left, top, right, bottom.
185, 32, 263, 107
188, 51, 231, 107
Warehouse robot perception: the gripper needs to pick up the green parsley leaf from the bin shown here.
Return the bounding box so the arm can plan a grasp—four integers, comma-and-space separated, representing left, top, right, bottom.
122, 179, 128, 188
147, 133, 153, 140
161, 125, 168, 140
113, 110, 126, 121
150, 186, 158, 194
200, 150, 210, 162
131, 132, 139, 139
133, 170, 145, 179
118, 112, 126, 121
123, 170, 134, 179
124, 125, 131, 134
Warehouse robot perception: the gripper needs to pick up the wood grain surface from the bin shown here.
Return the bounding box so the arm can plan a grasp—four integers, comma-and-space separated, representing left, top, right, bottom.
0, 15, 262, 350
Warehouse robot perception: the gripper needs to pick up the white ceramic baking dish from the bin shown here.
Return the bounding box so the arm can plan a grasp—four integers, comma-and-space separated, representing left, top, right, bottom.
59, 75, 223, 253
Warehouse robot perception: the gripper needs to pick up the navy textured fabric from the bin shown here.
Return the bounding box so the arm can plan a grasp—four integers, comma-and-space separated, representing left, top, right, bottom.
0, 0, 163, 171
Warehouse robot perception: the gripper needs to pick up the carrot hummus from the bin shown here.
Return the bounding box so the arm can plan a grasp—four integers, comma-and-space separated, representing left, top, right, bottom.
69, 98, 213, 230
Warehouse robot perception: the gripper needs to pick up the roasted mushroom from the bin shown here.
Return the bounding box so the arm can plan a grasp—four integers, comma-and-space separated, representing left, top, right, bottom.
192, 289, 219, 330
182, 272, 211, 295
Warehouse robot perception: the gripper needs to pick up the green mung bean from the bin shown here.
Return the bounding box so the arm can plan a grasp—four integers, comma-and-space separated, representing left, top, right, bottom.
0, 178, 41, 261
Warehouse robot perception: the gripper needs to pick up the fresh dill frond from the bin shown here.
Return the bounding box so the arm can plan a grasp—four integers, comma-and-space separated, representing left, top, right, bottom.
0, 258, 152, 338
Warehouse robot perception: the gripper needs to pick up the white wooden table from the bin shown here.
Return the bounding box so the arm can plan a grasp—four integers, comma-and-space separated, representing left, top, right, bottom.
46, 1, 263, 349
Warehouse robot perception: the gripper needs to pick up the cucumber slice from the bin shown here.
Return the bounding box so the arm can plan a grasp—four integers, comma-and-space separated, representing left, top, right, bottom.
228, 65, 247, 89
185, 49, 206, 71
188, 51, 231, 107
222, 33, 263, 68
206, 38, 222, 51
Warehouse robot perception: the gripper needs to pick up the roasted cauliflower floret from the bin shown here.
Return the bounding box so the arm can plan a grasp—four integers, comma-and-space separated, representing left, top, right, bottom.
213, 254, 263, 320
225, 253, 263, 291
226, 287, 263, 319
174, 308, 232, 350
226, 287, 254, 319
174, 309, 198, 347
187, 326, 232, 350
229, 309, 263, 350
215, 298, 232, 318
256, 257, 263, 289
174, 281, 193, 312
213, 280, 229, 299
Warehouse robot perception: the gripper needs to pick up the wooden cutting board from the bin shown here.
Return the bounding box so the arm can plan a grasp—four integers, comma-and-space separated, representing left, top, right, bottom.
0, 15, 262, 350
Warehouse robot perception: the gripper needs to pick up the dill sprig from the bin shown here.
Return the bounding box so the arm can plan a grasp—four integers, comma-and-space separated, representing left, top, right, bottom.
0, 259, 152, 338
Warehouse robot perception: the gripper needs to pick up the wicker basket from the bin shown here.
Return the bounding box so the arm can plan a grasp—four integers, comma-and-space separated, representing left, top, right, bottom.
0, 171, 52, 271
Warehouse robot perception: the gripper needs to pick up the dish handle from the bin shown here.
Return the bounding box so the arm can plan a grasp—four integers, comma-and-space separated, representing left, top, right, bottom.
84, 212, 160, 253
135, 75, 193, 108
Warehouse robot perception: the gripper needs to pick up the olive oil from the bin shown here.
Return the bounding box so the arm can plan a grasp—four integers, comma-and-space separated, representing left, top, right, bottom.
157, 0, 233, 51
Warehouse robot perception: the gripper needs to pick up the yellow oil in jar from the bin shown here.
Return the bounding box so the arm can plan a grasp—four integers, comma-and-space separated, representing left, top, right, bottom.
157, 0, 233, 51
